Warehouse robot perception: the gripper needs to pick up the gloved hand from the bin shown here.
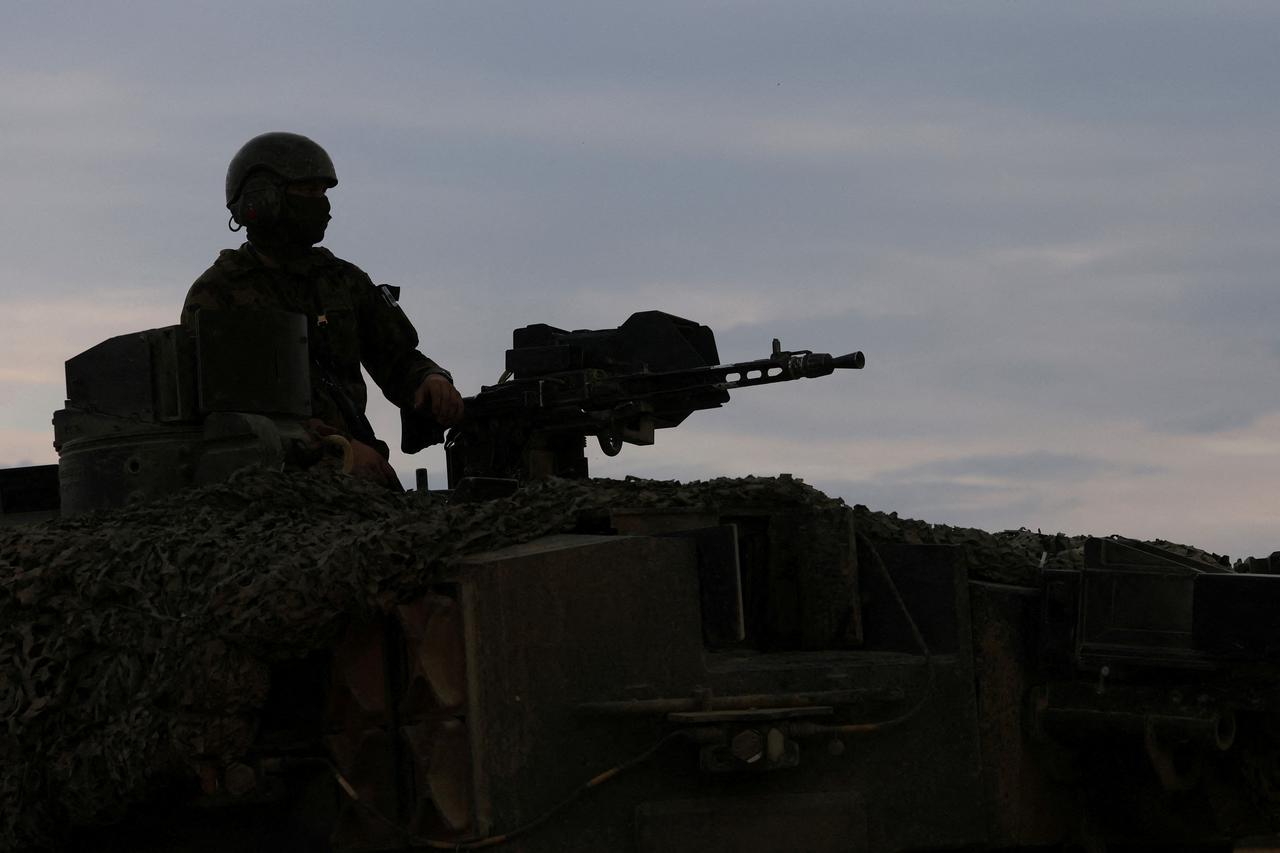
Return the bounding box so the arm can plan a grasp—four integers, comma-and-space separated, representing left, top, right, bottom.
414, 374, 464, 426
306, 419, 399, 487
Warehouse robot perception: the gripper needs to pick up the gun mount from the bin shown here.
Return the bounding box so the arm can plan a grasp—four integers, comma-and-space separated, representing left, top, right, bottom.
403, 310, 865, 487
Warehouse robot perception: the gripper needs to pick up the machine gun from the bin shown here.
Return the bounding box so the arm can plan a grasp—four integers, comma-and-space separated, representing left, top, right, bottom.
401, 311, 864, 488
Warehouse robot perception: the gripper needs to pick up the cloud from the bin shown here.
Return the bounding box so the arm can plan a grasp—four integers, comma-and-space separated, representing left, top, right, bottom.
0, 294, 178, 385
820, 476, 1072, 531
887, 451, 1161, 484
0, 429, 56, 469
0, 72, 163, 208
0, 70, 134, 122
567, 281, 819, 333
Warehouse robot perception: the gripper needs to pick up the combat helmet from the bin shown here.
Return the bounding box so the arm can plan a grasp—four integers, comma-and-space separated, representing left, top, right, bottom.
225, 132, 337, 227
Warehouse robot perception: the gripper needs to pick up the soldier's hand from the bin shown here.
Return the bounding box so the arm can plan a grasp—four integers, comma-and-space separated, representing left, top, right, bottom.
414, 374, 464, 427
306, 420, 398, 487
349, 439, 399, 487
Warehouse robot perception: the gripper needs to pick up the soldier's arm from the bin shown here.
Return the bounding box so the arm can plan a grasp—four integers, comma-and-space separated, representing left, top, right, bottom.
353, 274, 453, 411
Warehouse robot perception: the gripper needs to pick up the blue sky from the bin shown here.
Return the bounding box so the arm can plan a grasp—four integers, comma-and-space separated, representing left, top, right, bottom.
2, 2, 1279, 556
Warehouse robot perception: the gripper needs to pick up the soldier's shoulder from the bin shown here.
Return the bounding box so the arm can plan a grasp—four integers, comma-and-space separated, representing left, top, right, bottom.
194, 245, 260, 287
313, 249, 374, 285
308, 251, 379, 307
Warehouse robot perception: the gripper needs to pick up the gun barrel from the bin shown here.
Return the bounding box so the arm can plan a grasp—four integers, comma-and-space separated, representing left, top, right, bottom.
796, 350, 865, 379
831, 351, 865, 370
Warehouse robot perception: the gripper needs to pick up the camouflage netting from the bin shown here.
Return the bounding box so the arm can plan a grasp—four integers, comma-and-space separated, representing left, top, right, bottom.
851, 506, 1229, 583
0, 469, 1227, 849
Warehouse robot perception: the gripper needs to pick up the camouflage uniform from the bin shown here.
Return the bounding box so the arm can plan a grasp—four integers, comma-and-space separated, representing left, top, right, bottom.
182, 243, 450, 452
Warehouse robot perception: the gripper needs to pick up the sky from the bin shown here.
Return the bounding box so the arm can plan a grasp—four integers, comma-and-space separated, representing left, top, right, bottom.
1, 1, 1278, 558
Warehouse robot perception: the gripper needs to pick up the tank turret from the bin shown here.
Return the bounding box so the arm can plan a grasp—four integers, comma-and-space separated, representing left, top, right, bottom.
52, 311, 313, 513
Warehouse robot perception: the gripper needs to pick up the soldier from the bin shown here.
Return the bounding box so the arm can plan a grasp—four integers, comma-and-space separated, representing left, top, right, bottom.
182, 132, 462, 487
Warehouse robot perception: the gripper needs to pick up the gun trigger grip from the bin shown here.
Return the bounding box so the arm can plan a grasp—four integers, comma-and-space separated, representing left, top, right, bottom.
598, 431, 624, 457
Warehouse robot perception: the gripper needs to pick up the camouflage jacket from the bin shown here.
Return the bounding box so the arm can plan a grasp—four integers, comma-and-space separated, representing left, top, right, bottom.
182, 244, 450, 449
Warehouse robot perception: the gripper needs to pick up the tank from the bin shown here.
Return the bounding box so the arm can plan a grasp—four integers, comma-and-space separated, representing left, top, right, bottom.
3, 314, 1280, 852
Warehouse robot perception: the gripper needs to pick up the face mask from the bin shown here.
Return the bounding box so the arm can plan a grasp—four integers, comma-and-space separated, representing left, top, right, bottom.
283, 194, 331, 246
